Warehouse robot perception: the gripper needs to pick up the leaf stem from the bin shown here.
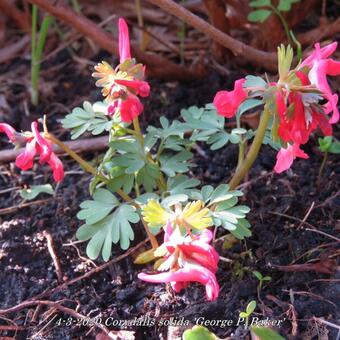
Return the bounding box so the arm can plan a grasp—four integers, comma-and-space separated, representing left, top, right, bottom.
47, 133, 159, 249
317, 151, 328, 188
270, 5, 291, 45
236, 114, 245, 170
133, 117, 144, 146
228, 106, 271, 189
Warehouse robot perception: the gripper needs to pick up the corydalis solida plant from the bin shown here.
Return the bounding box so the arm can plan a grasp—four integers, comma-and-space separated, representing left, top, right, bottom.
1, 18, 339, 302
214, 43, 339, 175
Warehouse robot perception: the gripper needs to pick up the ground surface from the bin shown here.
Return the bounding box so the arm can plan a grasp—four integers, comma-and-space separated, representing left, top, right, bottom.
0, 41, 339, 340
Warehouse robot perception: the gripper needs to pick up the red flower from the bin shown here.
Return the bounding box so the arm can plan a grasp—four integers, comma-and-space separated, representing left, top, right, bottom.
92, 18, 150, 123
300, 42, 340, 124
15, 122, 64, 182
138, 224, 220, 301
118, 18, 131, 63
213, 79, 247, 118
119, 95, 144, 123
0, 123, 16, 142
274, 143, 308, 173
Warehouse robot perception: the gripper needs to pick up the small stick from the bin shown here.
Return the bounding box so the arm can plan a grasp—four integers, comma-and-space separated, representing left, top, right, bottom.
313, 317, 340, 331
0, 198, 54, 216
268, 211, 315, 229
297, 201, 315, 229
0, 136, 108, 163
305, 228, 340, 243
43, 231, 64, 284
0, 238, 149, 307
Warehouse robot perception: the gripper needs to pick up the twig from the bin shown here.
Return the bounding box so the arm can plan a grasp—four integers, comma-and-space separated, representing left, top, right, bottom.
43, 231, 64, 284
24, 0, 201, 81
1, 238, 149, 305
297, 18, 340, 46
0, 136, 108, 163
313, 317, 340, 331
0, 198, 53, 216
297, 201, 315, 229
314, 190, 340, 209
305, 228, 340, 243
145, 0, 277, 71
268, 211, 315, 229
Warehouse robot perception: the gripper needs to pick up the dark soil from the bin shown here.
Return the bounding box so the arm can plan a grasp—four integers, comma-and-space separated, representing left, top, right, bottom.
0, 45, 339, 340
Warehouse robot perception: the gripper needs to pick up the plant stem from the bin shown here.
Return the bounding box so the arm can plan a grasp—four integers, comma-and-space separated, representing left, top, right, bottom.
229, 106, 271, 189
133, 117, 144, 145
271, 5, 291, 45
317, 151, 328, 188
236, 115, 245, 170
31, 9, 52, 106
47, 133, 159, 249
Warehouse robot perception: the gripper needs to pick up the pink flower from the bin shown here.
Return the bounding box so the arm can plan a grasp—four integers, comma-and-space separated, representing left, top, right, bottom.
15, 121, 64, 182
213, 79, 247, 118
276, 92, 310, 145
92, 18, 150, 123
300, 42, 340, 124
119, 95, 144, 122
114, 79, 150, 98
118, 18, 131, 63
0, 123, 16, 142
274, 143, 308, 173
138, 225, 220, 301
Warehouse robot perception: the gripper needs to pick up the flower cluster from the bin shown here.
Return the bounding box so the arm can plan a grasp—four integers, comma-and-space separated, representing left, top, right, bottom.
213, 42, 339, 173
138, 223, 219, 301
0, 121, 64, 182
92, 18, 150, 123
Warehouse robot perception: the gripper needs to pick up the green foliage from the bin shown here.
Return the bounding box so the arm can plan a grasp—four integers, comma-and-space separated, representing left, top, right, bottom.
248, 9, 272, 23
76, 189, 139, 260
19, 184, 54, 200
160, 150, 193, 177
180, 105, 255, 150
251, 326, 286, 340
318, 136, 340, 154
239, 300, 257, 318
109, 137, 160, 192
253, 270, 272, 283
248, 0, 300, 28
182, 325, 218, 340
277, 0, 299, 12
77, 188, 119, 224
61, 101, 113, 139
31, 5, 52, 105
244, 75, 267, 89
191, 184, 251, 239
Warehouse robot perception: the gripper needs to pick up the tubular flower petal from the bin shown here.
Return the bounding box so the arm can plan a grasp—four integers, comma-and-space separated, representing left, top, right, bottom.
274, 143, 308, 173
31, 121, 52, 163
114, 79, 150, 97
15, 139, 37, 170
92, 18, 150, 122
0, 123, 16, 142
138, 223, 220, 301
300, 42, 340, 124
120, 95, 144, 122
138, 264, 219, 301
14, 121, 64, 182
48, 153, 64, 182
213, 79, 247, 118
118, 18, 131, 63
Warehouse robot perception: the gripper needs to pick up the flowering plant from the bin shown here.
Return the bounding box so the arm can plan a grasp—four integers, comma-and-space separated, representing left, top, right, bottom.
1, 18, 339, 302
